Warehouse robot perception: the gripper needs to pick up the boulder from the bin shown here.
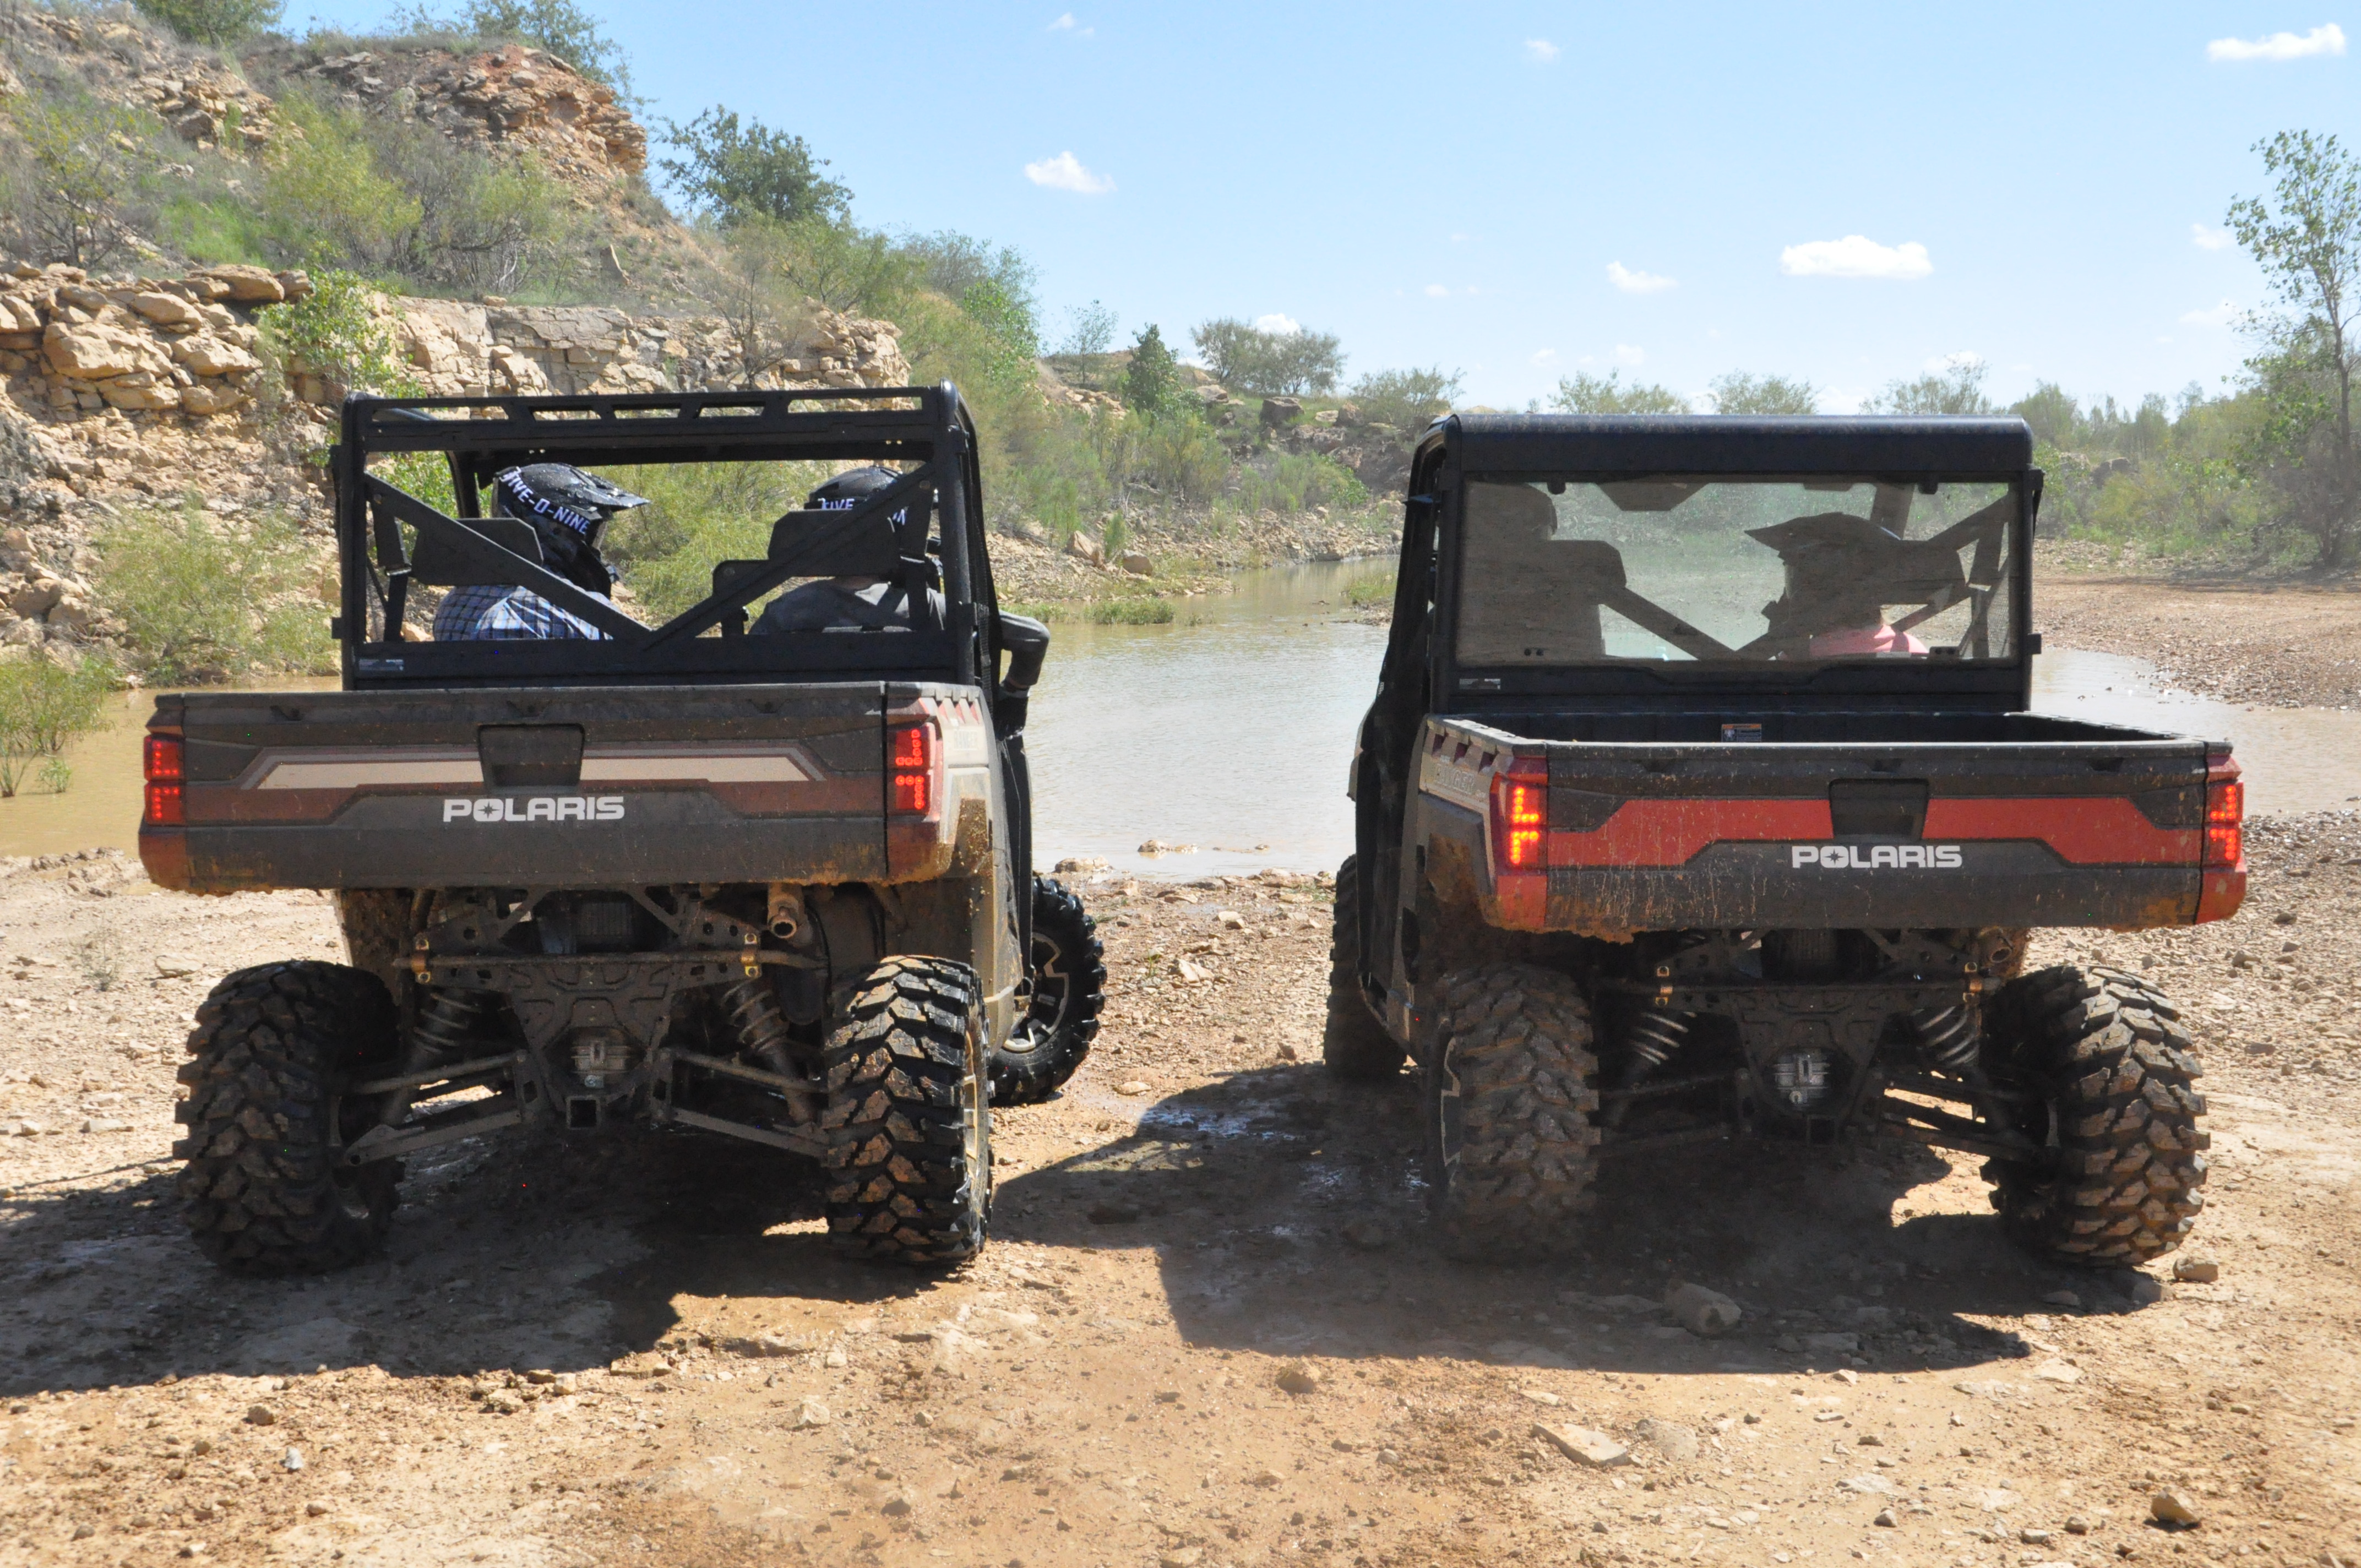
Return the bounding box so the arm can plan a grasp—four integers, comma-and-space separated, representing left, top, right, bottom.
197, 265, 285, 304
1260, 395, 1303, 428
122, 291, 202, 328
0, 297, 41, 334
99, 374, 181, 411
7, 576, 64, 619
172, 335, 263, 377
181, 380, 248, 417
42, 320, 149, 380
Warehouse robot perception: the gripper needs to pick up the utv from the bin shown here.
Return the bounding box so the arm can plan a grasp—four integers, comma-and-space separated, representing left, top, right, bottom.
140, 385, 1103, 1273
1329, 415, 2240, 1267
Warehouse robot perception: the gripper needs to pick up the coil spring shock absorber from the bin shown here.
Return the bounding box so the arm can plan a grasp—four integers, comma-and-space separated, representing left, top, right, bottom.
412, 988, 481, 1061
1912, 1004, 1981, 1072
722, 974, 794, 1076
1607, 1007, 1693, 1129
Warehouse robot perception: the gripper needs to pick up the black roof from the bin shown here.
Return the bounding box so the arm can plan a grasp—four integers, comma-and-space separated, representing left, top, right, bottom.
1429, 414, 2034, 476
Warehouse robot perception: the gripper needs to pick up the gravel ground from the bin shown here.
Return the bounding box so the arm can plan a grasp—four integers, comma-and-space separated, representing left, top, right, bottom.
2039, 578, 2361, 710
0, 827, 2357, 1568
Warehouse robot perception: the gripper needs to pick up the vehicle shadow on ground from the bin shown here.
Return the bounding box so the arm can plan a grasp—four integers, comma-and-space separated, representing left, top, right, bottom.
992, 1066, 2146, 1377
0, 1130, 929, 1396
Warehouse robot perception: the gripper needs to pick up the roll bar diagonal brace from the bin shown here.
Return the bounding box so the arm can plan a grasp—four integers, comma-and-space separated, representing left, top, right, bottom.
329, 384, 991, 684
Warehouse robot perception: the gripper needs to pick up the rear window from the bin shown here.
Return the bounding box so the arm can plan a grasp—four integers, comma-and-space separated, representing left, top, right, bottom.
1455, 476, 2018, 667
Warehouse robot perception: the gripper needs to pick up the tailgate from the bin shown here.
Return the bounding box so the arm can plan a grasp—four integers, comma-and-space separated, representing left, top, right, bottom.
1419, 717, 2243, 934
144, 684, 896, 892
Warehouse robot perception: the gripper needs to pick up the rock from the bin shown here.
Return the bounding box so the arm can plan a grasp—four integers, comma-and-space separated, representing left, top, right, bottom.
1873, 1507, 1898, 1527
2020, 1528, 2054, 1545
1532, 1423, 1630, 1467
80, 1117, 130, 1133
1052, 857, 1110, 874
2042, 1289, 2081, 1308
154, 954, 200, 978
1842, 1474, 1894, 1495
2117, 1272, 2167, 1305
1114, 1080, 1150, 1096
43, 320, 151, 380
2150, 1487, 2201, 1527
1804, 1332, 1862, 1354
1160, 1551, 1204, 1568
1086, 1201, 1140, 1224
1520, 1388, 1563, 1406
482, 1389, 524, 1413
2063, 1516, 2091, 1535
1065, 531, 1106, 566
197, 265, 286, 304
1244, 1468, 1283, 1488
1176, 958, 1209, 983
1274, 1363, 1321, 1395
719, 1332, 806, 1358
793, 1396, 830, 1428
1340, 1219, 1390, 1250
607, 1352, 672, 1378
2173, 1255, 2221, 1283
1635, 1417, 1700, 1461
281, 1447, 304, 1472
123, 291, 202, 327
1118, 552, 1153, 575
1664, 1281, 1742, 1337
99, 374, 181, 411
304, 1501, 329, 1517
244, 1404, 278, 1425
171, 334, 261, 377
2030, 1360, 2083, 1384
1260, 396, 1303, 427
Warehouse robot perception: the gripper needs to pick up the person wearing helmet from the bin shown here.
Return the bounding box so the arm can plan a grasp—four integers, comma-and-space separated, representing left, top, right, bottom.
433, 464, 648, 641
751, 466, 945, 635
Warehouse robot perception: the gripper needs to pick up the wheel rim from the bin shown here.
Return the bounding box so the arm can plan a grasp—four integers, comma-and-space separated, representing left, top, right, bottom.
1006, 932, 1072, 1059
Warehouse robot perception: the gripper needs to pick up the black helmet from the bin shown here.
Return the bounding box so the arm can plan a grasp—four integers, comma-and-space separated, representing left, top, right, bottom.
491, 464, 646, 597
492, 464, 648, 541
806, 466, 901, 510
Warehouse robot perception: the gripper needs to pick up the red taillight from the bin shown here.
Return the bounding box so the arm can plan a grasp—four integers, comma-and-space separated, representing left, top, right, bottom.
2204, 769, 2243, 869
143, 732, 185, 827
889, 721, 934, 816
1489, 756, 1548, 873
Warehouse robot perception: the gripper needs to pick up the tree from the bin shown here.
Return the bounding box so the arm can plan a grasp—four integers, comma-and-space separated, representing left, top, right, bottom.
1122, 325, 1183, 418
1707, 371, 1819, 415
1056, 300, 1118, 356
2228, 129, 2361, 570
2008, 381, 2083, 448
1863, 361, 1993, 415
658, 109, 850, 229
1349, 367, 1460, 431
1549, 371, 1687, 414
1190, 317, 1346, 395
132, 0, 282, 43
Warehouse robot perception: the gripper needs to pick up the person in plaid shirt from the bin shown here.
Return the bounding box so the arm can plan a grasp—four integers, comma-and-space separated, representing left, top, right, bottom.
433, 464, 648, 641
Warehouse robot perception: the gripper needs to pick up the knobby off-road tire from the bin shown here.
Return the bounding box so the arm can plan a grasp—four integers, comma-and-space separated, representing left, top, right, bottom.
1324, 855, 1407, 1080
1982, 963, 2208, 1267
822, 957, 992, 1266
1424, 963, 1602, 1261
989, 876, 1106, 1105
173, 961, 402, 1275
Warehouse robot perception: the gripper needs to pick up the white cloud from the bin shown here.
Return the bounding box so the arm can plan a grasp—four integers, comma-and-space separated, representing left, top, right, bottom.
1523, 38, 1560, 62
1779, 235, 1933, 280
2191, 222, 2233, 251
1449, 231, 1470, 243
1606, 261, 1676, 294
1253, 313, 1301, 335
1022, 151, 1114, 195
2206, 23, 2344, 60
2180, 299, 2240, 327
1423, 283, 1451, 298
1046, 12, 1092, 34
1614, 344, 1645, 366
1530, 349, 1558, 367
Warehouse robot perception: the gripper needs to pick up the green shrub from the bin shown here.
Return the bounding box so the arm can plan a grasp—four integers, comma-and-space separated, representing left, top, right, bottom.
0, 655, 116, 798
1192, 318, 1346, 395
1231, 450, 1367, 515
1085, 598, 1173, 625
257, 94, 423, 269
600, 461, 831, 622
132, 0, 284, 45
1549, 372, 1689, 415
1, 92, 157, 269
1349, 367, 1459, 432
1344, 572, 1396, 608
255, 267, 413, 399
393, 0, 632, 89
93, 504, 333, 682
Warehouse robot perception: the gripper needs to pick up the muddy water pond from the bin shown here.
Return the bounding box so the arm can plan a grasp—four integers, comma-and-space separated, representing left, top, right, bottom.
9, 564, 2356, 872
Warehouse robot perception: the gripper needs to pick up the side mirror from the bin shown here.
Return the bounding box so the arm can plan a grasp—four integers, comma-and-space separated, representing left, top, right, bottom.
998, 612, 1050, 693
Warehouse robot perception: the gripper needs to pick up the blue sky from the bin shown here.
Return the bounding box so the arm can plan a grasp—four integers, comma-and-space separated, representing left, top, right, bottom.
289, 2, 2357, 413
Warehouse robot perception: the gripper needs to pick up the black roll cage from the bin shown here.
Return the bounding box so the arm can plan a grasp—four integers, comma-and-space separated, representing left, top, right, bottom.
330, 384, 1000, 690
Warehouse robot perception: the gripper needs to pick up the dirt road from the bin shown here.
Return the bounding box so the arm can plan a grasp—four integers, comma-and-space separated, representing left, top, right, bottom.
1, 824, 2357, 1568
